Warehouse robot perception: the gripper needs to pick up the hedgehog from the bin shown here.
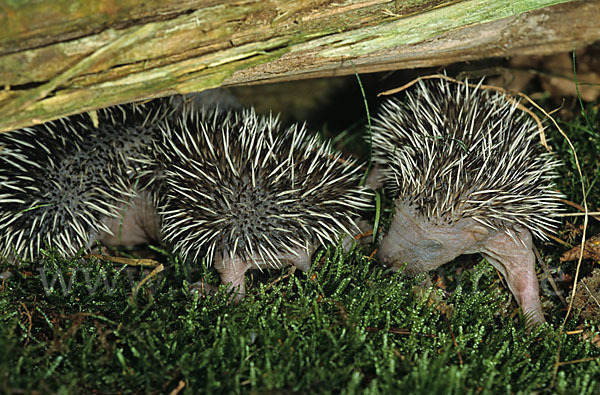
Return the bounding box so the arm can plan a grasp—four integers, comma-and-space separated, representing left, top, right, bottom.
370, 78, 563, 325
0, 94, 371, 301
0, 99, 175, 262
0, 90, 244, 264
153, 106, 372, 300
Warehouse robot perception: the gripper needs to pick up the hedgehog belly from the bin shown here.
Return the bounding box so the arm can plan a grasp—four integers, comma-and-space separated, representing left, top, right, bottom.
99, 192, 161, 248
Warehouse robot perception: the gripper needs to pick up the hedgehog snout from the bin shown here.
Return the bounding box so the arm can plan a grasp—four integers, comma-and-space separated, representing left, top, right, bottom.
377, 215, 446, 273
377, 227, 447, 274
380, 203, 547, 324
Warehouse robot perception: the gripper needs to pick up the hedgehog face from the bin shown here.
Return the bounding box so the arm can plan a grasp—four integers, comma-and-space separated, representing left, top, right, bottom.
379, 200, 546, 325
378, 202, 490, 273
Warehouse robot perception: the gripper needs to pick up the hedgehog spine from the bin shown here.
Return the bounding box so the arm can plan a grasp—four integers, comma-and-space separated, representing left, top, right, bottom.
156, 106, 372, 269
371, 77, 564, 325
371, 78, 563, 240
0, 99, 176, 261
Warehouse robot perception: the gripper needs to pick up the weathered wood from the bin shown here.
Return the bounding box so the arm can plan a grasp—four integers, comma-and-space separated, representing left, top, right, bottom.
0, 0, 598, 132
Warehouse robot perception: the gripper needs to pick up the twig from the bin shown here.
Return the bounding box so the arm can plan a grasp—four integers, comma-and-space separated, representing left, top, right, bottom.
365, 326, 436, 338
566, 329, 583, 335
581, 281, 600, 311
555, 212, 600, 218
366, 248, 378, 261
557, 199, 600, 221
354, 229, 373, 240
84, 253, 160, 267
264, 266, 296, 291
169, 380, 186, 395
130, 264, 165, 303
19, 302, 33, 347
544, 233, 571, 248
557, 357, 599, 367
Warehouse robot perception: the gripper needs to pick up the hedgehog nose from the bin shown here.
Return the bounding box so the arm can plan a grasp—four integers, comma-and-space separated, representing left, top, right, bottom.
376, 249, 391, 268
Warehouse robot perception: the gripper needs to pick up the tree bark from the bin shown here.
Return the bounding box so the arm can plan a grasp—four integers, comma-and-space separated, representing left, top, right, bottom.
0, 0, 598, 132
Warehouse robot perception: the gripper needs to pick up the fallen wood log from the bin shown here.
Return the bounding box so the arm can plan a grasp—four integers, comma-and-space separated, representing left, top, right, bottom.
0, 0, 598, 132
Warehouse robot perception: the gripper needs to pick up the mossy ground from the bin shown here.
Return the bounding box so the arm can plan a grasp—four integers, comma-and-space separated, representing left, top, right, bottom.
1, 73, 600, 394
2, 242, 599, 394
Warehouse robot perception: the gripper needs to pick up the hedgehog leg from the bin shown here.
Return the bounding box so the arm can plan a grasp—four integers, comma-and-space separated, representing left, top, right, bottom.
365, 165, 385, 190
213, 254, 251, 302
480, 226, 545, 325
193, 247, 314, 302
288, 248, 312, 272
283, 245, 318, 273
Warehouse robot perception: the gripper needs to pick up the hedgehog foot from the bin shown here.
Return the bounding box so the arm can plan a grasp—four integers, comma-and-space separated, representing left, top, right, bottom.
212, 254, 250, 302
480, 226, 545, 326
211, 247, 315, 301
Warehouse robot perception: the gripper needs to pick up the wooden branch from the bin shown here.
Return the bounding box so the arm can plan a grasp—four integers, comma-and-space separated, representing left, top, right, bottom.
0, 0, 598, 132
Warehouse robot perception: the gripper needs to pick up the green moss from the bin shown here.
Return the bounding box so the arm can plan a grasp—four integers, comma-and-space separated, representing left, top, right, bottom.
1, 236, 599, 393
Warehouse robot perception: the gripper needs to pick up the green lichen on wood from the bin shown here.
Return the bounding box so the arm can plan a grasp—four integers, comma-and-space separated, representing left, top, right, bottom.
0, 43, 290, 132
0, 0, 591, 132
315, 0, 572, 57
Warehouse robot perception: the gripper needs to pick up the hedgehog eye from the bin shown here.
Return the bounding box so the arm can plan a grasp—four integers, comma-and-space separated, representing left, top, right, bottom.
423, 239, 443, 251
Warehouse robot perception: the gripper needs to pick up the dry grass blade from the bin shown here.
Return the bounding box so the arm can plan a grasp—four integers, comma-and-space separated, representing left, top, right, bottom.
84, 254, 160, 267
130, 264, 165, 303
